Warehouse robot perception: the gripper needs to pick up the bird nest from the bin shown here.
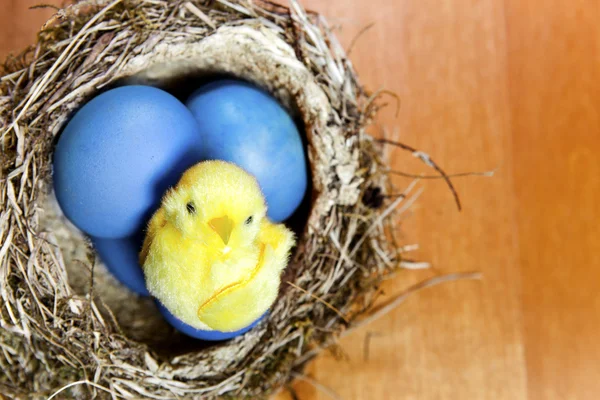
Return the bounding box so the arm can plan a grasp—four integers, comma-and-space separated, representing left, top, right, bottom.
0, 0, 411, 398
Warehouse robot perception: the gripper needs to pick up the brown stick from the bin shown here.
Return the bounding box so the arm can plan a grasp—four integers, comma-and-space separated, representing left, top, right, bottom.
377, 138, 463, 210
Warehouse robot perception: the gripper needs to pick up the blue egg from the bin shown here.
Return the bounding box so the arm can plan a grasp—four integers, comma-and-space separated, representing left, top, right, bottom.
156, 302, 266, 341
53, 85, 204, 238
186, 79, 307, 222
91, 234, 149, 296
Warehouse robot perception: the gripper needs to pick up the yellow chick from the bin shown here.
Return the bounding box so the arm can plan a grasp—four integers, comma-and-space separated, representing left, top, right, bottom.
140, 160, 295, 332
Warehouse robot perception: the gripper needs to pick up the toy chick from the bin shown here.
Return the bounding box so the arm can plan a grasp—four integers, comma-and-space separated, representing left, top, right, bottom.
140, 161, 295, 332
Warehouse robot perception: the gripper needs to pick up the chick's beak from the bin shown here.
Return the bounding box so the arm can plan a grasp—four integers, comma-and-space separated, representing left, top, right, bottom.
209, 216, 233, 247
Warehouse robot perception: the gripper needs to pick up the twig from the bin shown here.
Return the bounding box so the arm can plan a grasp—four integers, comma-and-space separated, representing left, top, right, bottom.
29, 4, 61, 11
347, 22, 375, 56
363, 331, 382, 362
291, 372, 342, 400
287, 281, 349, 323
351, 272, 482, 331
389, 168, 496, 180
365, 89, 400, 117
47, 380, 125, 400
399, 260, 431, 270
184, 2, 217, 29
377, 138, 462, 210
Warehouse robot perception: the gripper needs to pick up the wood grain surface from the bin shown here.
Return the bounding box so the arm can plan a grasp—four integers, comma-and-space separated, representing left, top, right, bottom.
1, 1, 599, 399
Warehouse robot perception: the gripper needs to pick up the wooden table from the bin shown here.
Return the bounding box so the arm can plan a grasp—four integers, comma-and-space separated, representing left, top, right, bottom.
2, 1, 599, 399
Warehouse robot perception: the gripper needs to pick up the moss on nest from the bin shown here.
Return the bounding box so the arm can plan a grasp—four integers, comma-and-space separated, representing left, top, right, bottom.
0, 0, 416, 398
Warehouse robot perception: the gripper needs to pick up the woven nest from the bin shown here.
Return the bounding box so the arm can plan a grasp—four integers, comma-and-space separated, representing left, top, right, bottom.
0, 0, 415, 398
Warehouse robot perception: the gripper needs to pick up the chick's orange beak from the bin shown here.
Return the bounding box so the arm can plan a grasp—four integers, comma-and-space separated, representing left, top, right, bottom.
209, 216, 233, 246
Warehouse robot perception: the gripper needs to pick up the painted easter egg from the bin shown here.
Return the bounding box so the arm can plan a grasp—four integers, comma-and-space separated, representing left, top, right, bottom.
157, 302, 265, 341
186, 79, 307, 222
91, 234, 149, 296
53, 85, 204, 238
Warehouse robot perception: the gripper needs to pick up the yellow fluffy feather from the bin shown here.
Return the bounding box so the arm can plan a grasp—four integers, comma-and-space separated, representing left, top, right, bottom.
140, 161, 295, 332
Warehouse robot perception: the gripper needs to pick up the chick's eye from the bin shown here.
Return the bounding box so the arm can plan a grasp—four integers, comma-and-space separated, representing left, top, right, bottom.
186, 202, 196, 215
245, 215, 253, 225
